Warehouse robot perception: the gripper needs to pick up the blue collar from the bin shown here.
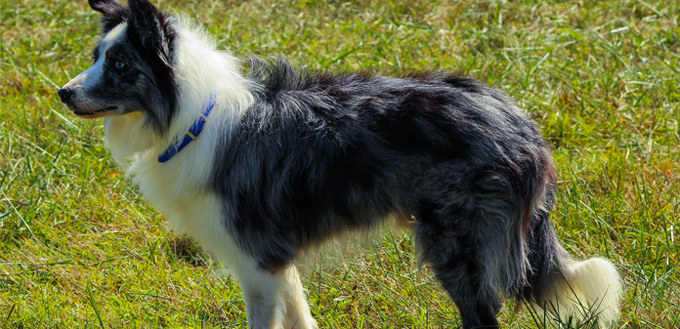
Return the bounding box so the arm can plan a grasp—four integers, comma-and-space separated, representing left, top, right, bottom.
158, 93, 216, 163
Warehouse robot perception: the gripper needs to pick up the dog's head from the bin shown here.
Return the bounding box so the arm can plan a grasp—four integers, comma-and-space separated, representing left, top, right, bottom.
59, 0, 177, 132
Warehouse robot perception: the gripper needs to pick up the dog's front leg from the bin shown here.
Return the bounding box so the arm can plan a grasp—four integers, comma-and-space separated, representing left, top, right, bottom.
279, 265, 318, 329
235, 263, 286, 329
235, 262, 318, 329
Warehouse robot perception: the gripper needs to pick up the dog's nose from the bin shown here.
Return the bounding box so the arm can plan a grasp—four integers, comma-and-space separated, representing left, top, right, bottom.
58, 88, 75, 103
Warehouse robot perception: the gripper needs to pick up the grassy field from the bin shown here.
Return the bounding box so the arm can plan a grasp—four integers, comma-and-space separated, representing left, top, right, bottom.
1, 0, 679, 327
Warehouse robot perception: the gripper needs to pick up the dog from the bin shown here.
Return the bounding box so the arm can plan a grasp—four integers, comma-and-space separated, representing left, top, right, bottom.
58, 0, 622, 328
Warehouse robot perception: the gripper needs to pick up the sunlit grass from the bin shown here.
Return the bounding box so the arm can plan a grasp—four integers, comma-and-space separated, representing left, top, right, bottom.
1, 0, 678, 327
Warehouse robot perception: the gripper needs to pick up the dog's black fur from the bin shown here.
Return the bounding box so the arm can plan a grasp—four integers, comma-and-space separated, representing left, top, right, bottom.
59, 1, 621, 327
215, 57, 560, 327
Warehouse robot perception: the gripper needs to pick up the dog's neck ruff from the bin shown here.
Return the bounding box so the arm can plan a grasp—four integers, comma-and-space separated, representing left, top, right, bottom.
158, 93, 216, 163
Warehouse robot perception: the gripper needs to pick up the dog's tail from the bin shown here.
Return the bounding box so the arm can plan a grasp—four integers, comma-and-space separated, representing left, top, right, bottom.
517, 174, 622, 327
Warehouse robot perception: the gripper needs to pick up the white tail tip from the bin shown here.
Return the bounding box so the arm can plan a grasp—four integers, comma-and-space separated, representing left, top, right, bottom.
542, 257, 622, 327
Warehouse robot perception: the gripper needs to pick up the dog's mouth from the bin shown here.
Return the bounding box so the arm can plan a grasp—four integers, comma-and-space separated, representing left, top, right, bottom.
73, 106, 119, 119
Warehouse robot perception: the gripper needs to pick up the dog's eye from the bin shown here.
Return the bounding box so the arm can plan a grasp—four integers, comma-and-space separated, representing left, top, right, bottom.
114, 61, 127, 70
92, 49, 100, 63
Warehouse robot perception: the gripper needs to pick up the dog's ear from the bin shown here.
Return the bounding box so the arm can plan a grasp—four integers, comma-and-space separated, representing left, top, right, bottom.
127, 0, 175, 61
89, 0, 130, 33
126, 0, 178, 126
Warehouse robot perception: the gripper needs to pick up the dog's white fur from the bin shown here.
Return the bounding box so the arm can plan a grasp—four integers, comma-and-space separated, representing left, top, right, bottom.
61, 6, 621, 327
543, 258, 622, 326
101, 20, 317, 329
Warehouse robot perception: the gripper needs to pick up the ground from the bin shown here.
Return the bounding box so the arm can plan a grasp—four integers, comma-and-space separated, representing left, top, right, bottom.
0, 0, 678, 328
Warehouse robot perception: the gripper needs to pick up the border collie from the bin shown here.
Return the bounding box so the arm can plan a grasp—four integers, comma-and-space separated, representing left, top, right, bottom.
58, 0, 622, 327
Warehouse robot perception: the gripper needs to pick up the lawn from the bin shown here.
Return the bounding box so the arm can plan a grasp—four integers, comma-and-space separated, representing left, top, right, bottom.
1, 0, 678, 328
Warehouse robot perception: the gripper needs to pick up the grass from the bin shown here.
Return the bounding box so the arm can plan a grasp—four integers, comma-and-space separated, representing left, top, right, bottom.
1, 0, 679, 327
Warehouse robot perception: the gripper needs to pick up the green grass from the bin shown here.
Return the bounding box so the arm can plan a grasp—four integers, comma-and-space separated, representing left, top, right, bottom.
1, 0, 679, 327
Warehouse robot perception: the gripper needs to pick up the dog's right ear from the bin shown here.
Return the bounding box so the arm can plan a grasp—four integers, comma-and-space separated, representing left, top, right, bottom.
89, 0, 130, 33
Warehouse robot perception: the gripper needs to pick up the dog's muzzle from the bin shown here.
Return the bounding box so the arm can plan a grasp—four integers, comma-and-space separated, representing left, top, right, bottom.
57, 87, 120, 118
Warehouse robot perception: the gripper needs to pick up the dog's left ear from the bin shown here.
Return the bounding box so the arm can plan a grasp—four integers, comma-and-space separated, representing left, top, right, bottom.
127, 0, 175, 61
89, 0, 130, 33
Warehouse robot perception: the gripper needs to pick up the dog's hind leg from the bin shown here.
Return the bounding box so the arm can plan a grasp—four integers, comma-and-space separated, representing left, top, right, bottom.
280, 265, 318, 329
414, 168, 526, 329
